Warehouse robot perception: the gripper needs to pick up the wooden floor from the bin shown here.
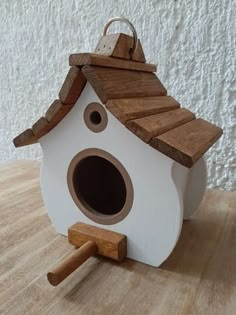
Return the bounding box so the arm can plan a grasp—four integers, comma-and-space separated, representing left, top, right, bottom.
0, 160, 236, 315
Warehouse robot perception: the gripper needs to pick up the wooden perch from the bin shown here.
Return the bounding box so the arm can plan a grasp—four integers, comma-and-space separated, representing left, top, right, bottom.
47, 223, 127, 286
47, 241, 97, 286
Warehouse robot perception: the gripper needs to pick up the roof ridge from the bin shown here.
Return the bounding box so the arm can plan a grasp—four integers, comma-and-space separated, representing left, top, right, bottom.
69, 53, 156, 73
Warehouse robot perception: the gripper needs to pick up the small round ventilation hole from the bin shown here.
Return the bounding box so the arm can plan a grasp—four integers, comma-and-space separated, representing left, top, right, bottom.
90, 111, 102, 125
84, 102, 108, 133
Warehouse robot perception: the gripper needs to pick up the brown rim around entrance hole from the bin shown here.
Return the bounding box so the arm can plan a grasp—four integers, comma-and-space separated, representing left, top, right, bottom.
67, 149, 134, 225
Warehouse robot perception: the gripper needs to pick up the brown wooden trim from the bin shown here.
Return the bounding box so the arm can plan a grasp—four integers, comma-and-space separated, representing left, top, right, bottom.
67, 148, 134, 225
69, 53, 156, 72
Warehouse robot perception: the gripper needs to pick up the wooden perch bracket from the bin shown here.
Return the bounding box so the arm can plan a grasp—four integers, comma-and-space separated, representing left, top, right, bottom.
47, 222, 127, 286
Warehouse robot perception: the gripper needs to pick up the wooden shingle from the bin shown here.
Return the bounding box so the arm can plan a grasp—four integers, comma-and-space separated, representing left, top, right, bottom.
150, 118, 223, 167
82, 65, 167, 103
106, 96, 180, 124
126, 108, 195, 143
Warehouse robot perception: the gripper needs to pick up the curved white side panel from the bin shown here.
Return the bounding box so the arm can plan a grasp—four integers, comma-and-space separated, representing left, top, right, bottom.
172, 157, 207, 220
40, 83, 183, 267
183, 157, 207, 219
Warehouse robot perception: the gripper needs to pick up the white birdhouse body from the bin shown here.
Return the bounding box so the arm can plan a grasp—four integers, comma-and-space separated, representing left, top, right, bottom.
39, 83, 206, 267
13, 30, 222, 268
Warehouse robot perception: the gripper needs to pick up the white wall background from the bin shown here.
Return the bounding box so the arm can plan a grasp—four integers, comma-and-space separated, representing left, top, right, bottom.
0, 0, 235, 191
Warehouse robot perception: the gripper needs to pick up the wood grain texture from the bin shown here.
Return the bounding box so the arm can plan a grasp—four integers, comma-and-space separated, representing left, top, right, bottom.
45, 99, 74, 124
94, 33, 146, 62
47, 241, 97, 286
126, 108, 195, 143
32, 117, 55, 138
150, 118, 223, 167
69, 53, 156, 72
13, 65, 86, 146
59, 66, 87, 104
82, 65, 167, 103
68, 222, 127, 262
13, 129, 38, 147
0, 161, 235, 315
106, 96, 180, 123
14, 100, 74, 146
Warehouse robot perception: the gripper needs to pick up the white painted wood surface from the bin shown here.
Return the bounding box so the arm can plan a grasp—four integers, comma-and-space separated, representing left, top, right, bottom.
172, 158, 207, 220
39, 83, 206, 267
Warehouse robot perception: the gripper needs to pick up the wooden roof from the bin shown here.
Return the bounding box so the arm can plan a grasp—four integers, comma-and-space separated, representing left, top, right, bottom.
13, 33, 223, 167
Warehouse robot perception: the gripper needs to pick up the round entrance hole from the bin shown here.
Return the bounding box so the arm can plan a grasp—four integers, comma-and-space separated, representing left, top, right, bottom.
67, 149, 134, 225
74, 156, 126, 215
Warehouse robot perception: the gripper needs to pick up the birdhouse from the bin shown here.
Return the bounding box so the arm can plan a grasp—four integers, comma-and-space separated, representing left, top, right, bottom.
13, 17, 223, 277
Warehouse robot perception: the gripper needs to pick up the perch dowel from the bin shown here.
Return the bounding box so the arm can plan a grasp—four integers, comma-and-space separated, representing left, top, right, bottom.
47, 240, 97, 286
47, 222, 127, 286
